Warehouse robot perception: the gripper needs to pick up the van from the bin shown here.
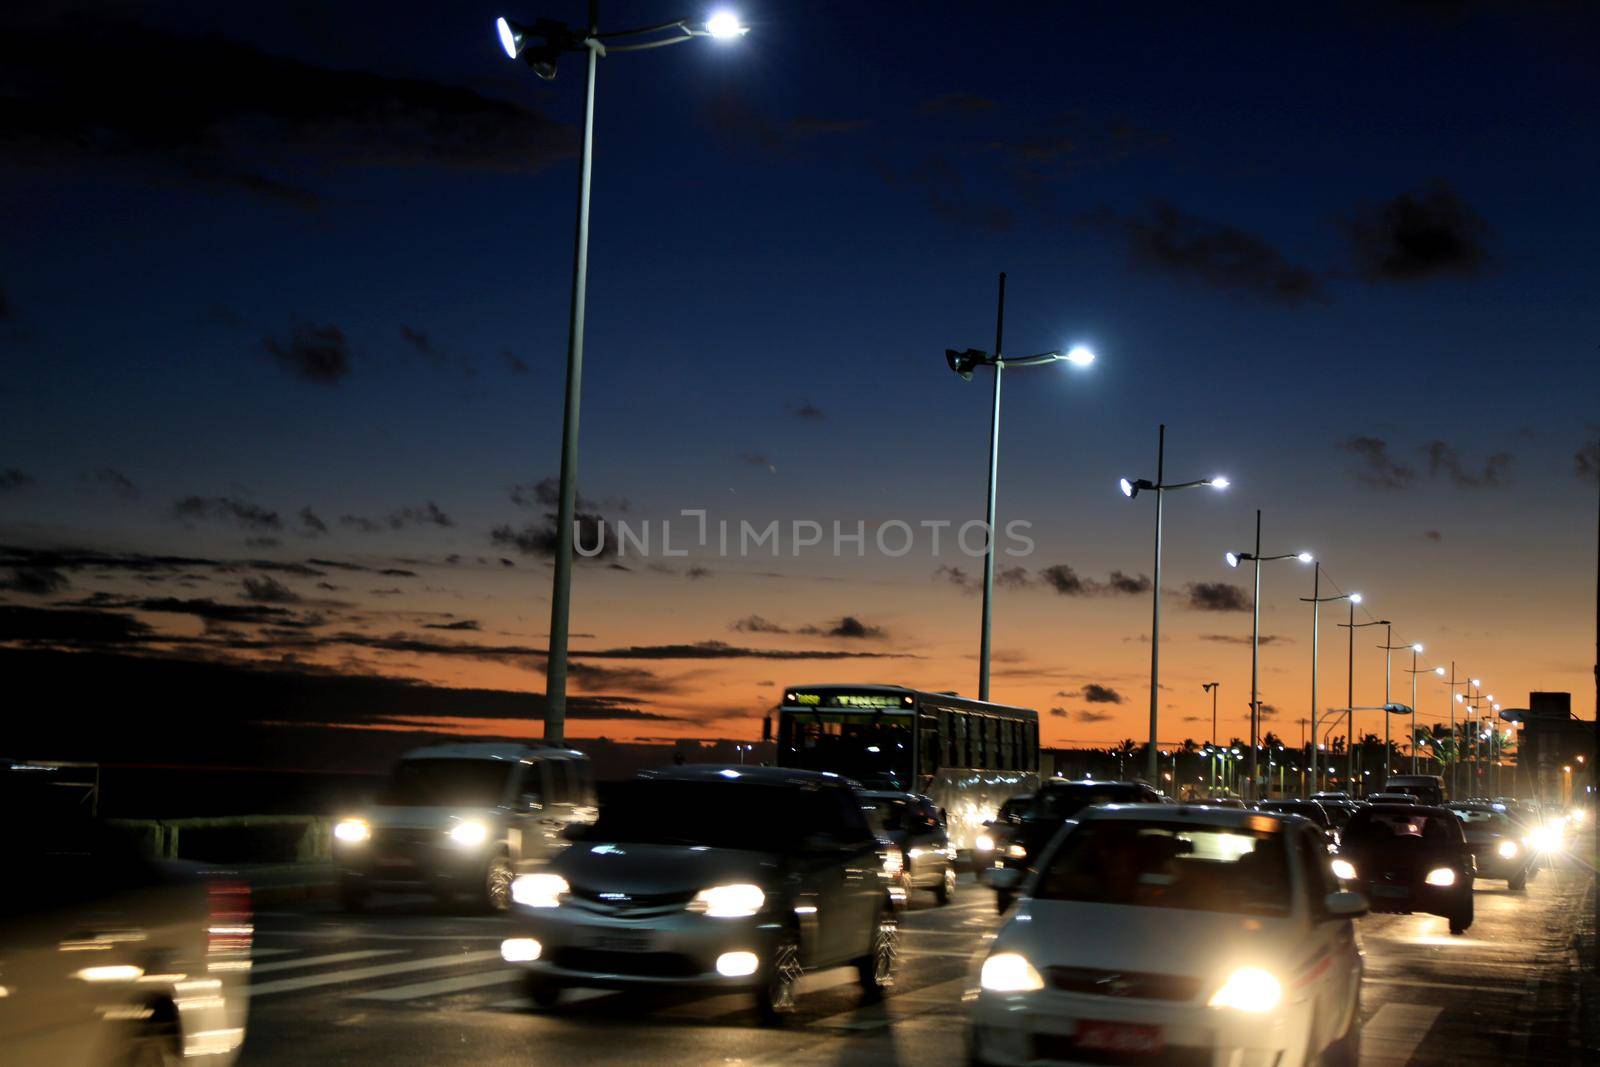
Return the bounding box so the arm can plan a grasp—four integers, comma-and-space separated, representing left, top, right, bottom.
331, 744, 595, 911
1382, 774, 1445, 807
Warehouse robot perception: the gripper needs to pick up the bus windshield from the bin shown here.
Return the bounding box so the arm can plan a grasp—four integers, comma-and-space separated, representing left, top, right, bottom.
778, 710, 913, 790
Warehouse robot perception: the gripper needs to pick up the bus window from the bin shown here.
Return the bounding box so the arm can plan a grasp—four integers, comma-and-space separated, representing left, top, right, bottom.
949, 711, 968, 768
919, 714, 940, 778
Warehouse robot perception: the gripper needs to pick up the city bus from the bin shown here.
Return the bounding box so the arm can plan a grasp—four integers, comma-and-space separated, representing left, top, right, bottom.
766, 684, 1040, 857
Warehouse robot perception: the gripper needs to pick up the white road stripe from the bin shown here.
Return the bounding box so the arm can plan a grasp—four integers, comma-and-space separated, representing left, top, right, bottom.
355, 969, 522, 1001
249, 950, 502, 997
251, 950, 403, 975
1362, 1003, 1443, 1066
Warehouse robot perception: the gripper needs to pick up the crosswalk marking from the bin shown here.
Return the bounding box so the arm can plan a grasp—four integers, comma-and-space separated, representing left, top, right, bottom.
1363, 1003, 1443, 1066
249, 950, 502, 997
251, 950, 403, 975
355, 968, 522, 1001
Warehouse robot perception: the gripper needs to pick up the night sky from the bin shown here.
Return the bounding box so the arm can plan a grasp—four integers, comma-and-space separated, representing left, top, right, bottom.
2, 1, 1596, 760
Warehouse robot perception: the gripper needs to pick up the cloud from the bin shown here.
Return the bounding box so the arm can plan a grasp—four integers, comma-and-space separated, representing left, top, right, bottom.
738, 452, 777, 473
422, 619, 479, 631
544, 661, 679, 695
1076, 710, 1115, 723
791, 400, 825, 421
995, 565, 1033, 589
1184, 582, 1250, 612
1578, 440, 1600, 484
0, 566, 69, 595
88, 468, 139, 500
702, 91, 870, 158
731, 615, 788, 634
1080, 683, 1125, 704
263, 323, 351, 384
341, 501, 455, 533
933, 565, 978, 592
490, 512, 615, 560
501, 349, 529, 373
1039, 564, 1152, 596
509, 477, 628, 513
298, 507, 328, 536
1105, 570, 1153, 594
241, 575, 300, 604
1341, 181, 1491, 282
1, 15, 572, 204
400, 325, 472, 375
1039, 564, 1091, 595
1423, 529, 1443, 542
874, 154, 1015, 233
171, 495, 283, 531
1049, 706, 1069, 718
0, 468, 34, 491
1337, 435, 1417, 489
1423, 440, 1512, 488
797, 616, 885, 640
1087, 200, 1322, 304
685, 566, 712, 580
0, 605, 154, 646
1201, 633, 1292, 646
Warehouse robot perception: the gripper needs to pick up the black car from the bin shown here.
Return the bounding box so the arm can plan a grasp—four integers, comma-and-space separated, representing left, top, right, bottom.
1449, 803, 1534, 889
979, 779, 1161, 912
859, 790, 957, 905
1335, 803, 1475, 933
1258, 798, 1339, 847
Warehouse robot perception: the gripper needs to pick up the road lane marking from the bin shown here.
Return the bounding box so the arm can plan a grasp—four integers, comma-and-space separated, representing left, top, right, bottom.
251, 950, 403, 974
249, 950, 502, 997
355, 968, 522, 1001
1363, 1003, 1442, 1066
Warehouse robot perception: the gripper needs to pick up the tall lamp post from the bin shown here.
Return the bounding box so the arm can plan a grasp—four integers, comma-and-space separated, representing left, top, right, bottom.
1120, 427, 1228, 781
1337, 608, 1390, 792
1443, 664, 1471, 796
1375, 626, 1416, 788
1202, 682, 1220, 790
495, 7, 749, 745
1402, 657, 1447, 773
1300, 565, 1354, 794
946, 273, 1094, 701
1331, 705, 1413, 787
1224, 512, 1313, 800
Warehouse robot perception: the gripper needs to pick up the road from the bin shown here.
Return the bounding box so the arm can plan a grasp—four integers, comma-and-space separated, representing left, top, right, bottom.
236, 862, 1592, 1066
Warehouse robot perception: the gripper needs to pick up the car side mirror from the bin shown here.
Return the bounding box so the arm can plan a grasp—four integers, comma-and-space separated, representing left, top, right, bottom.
988, 867, 1024, 893
1322, 890, 1368, 919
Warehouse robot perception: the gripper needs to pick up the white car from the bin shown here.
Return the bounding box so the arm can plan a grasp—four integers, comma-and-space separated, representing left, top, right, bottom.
969, 805, 1366, 1067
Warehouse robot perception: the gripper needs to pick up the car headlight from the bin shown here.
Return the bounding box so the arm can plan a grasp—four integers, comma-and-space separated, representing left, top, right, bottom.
333, 818, 370, 844
883, 850, 904, 875
1330, 858, 1356, 881
510, 873, 569, 908
1208, 967, 1283, 1013
687, 883, 765, 918
449, 820, 490, 847
975, 833, 995, 853
1496, 839, 1519, 860
980, 952, 1045, 993
1005, 843, 1027, 859
1424, 867, 1456, 887
1526, 823, 1563, 852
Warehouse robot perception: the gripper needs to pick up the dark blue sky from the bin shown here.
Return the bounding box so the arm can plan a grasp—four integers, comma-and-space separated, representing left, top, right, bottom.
2, 1, 1597, 746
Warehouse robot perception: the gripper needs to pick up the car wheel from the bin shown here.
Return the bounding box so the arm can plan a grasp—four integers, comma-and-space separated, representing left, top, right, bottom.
755, 931, 802, 1025
1507, 868, 1527, 891
1320, 997, 1361, 1067
482, 854, 513, 912
338, 875, 369, 913
522, 974, 563, 1009
856, 905, 899, 999
934, 865, 956, 905
1448, 895, 1473, 935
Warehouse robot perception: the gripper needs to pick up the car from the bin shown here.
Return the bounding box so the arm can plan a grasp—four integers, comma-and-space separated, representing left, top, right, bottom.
1313, 798, 1363, 834
499, 765, 898, 1024
1449, 804, 1534, 889
979, 780, 1162, 913
1333, 803, 1475, 934
332, 743, 596, 912
859, 790, 958, 905
968, 805, 1365, 1067
1366, 792, 1418, 805
973, 794, 1033, 868
0, 766, 252, 1066
1383, 775, 1446, 806
1257, 799, 1339, 848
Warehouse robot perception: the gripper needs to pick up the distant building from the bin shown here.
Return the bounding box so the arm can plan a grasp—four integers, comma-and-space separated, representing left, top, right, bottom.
1514, 693, 1595, 805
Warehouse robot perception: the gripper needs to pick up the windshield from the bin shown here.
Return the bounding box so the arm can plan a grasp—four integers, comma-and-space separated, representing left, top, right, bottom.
779, 710, 913, 789
1454, 809, 1512, 833
1344, 809, 1460, 853
1030, 785, 1142, 821
1261, 802, 1329, 826
1035, 819, 1292, 917
382, 759, 513, 807
586, 779, 870, 851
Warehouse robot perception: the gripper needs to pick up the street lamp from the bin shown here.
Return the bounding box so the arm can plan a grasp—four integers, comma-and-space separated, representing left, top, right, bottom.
1299, 564, 1355, 794
1401, 654, 1446, 773
1442, 664, 1471, 796
1120, 425, 1227, 781
1224, 511, 1312, 800
1374, 626, 1418, 788
1336, 607, 1390, 791
496, 6, 747, 745
946, 271, 1094, 701
1202, 682, 1220, 791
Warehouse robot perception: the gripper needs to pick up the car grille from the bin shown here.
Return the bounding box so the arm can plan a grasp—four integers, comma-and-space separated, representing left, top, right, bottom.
1045, 966, 1201, 1002
373, 827, 440, 851
565, 886, 697, 918
1031, 1033, 1211, 1066
550, 948, 702, 978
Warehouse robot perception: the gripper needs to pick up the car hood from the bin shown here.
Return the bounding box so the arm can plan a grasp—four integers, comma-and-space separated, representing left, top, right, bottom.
997, 898, 1301, 978
553, 842, 781, 895
363, 805, 502, 831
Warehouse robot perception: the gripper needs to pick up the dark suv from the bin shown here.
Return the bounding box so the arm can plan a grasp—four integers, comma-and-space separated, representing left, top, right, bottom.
502, 765, 897, 1023
1336, 803, 1475, 933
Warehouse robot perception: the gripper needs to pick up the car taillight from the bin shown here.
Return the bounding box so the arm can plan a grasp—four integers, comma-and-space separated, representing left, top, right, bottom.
207, 877, 253, 957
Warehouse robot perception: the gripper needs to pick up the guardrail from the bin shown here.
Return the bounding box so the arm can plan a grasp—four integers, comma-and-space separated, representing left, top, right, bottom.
109, 815, 336, 864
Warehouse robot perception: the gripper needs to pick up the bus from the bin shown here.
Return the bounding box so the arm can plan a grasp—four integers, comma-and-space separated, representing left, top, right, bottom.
767, 684, 1039, 856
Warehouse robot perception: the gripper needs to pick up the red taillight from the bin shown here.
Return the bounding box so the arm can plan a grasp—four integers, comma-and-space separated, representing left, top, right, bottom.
206, 877, 253, 956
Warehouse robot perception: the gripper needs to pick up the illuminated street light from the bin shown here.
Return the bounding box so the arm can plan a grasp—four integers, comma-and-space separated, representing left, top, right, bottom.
945, 272, 1094, 702
1120, 423, 1229, 781
495, 5, 747, 744
1300, 565, 1357, 794
1338, 605, 1390, 790
1402, 652, 1447, 774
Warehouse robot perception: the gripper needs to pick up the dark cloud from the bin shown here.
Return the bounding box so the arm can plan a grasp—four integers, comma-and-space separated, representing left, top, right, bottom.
933, 565, 978, 592
1080, 683, 1125, 704
791, 400, 825, 421
0, 16, 571, 204
918, 93, 998, 116
731, 615, 788, 634
1184, 582, 1251, 612
88, 467, 139, 499
702, 91, 870, 158
491, 511, 615, 560
241, 575, 300, 604
263, 323, 351, 384
873, 154, 1014, 233
340, 515, 382, 533
1105, 570, 1153, 594
1423, 440, 1512, 488
0, 468, 34, 491
171, 495, 283, 531
1341, 181, 1491, 282
685, 566, 712, 580
575, 640, 899, 662
1423, 529, 1443, 542
1039, 565, 1152, 596
341, 502, 454, 533
1200, 633, 1292, 646
422, 619, 480, 631
0, 566, 69, 595
399, 325, 472, 375
546, 661, 679, 695
298, 507, 328, 536
1088, 200, 1322, 304
1040, 564, 1091, 595
501, 349, 529, 373
1577, 440, 1600, 484
797, 616, 885, 640
1337, 435, 1417, 489
1076, 710, 1114, 723
0, 605, 153, 646
509, 477, 629, 513
995, 565, 1033, 589
1049, 706, 1069, 718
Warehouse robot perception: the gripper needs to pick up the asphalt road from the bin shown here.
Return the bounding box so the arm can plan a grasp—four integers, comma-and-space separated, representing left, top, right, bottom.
236, 861, 1592, 1066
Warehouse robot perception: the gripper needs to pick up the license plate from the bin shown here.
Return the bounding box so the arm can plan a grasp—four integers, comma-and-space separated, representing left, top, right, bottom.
582, 928, 653, 953
1372, 884, 1410, 898
1074, 1020, 1164, 1055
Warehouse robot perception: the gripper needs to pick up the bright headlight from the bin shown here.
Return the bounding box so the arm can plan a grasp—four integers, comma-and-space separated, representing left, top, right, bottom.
980, 952, 1044, 993
1330, 858, 1356, 881
1006, 843, 1027, 859
1424, 867, 1456, 887
1496, 839, 1519, 860
688, 883, 765, 918
449, 820, 490, 847
333, 818, 370, 844
882, 851, 904, 875
510, 873, 568, 908
1526, 824, 1562, 852
1208, 967, 1283, 1013
975, 833, 995, 853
